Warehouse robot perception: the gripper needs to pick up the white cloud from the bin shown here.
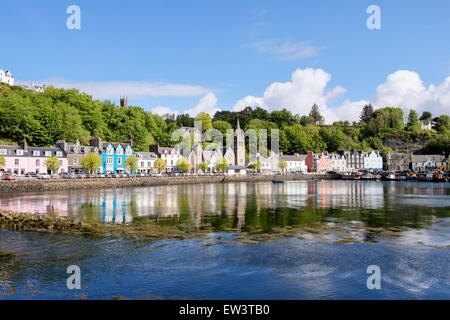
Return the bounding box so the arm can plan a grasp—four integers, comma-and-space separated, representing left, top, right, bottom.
233, 68, 450, 123
184, 92, 220, 117
371, 70, 450, 116
234, 68, 346, 123
151, 106, 179, 116
233, 96, 265, 111
39, 78, 213, 100
250, 40, 324, 60
151, 93, 220, 117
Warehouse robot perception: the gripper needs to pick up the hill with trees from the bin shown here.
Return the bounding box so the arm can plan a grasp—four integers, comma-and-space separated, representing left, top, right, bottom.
0, 83, 448, 156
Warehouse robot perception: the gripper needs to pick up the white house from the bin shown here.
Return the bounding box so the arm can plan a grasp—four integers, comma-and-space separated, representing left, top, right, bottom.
279, 153, 308, 173
0, 69, 14, 85
136, 152, 158, 173
363, 150, 383, 170
329, 153, 347, 173
202, 149, 222, 172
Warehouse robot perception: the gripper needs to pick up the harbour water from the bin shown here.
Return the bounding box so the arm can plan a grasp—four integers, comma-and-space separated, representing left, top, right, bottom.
0, 180, 449, 299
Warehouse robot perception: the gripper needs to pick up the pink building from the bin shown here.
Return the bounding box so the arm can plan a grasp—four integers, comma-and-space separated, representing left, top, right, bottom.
313, 152, 332, 174
0, 139, 68, 175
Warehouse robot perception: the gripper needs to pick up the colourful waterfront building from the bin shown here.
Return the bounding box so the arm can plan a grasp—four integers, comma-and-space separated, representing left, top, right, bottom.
0, 139, 68, 175
89, 137, 136, 174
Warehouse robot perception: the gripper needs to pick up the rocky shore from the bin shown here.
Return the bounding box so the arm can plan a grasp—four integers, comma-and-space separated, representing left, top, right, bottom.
0, 173, 338, 193
0, 210, 204, 240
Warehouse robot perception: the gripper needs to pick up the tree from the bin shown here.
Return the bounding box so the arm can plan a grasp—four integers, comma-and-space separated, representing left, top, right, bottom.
199, 161, 208, 172
176, 156, 190, 173
309, 104, 325, 125
279, 160, 287, 172
216, 157, 228, 172
45, 156, 61, 175
254, 159, 262, 172
0, 155, 5, 170
195, 112, 213, 131
434, 115, 450, 133
154, 158, 166, 173
360, 104, 374, 123
125, 155, 139, 173
406, 110, 421, 133
420, 111, 432, 121
81, 152, 101, 173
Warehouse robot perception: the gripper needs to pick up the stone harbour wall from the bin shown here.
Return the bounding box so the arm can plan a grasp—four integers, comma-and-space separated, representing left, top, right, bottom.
0, 174, 339, 193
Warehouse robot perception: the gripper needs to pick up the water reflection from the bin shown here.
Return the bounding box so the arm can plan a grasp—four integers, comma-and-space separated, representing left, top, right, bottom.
0, 181, 449, 232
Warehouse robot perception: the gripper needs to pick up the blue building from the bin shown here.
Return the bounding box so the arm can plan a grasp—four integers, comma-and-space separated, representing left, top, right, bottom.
89, 137, 136, 173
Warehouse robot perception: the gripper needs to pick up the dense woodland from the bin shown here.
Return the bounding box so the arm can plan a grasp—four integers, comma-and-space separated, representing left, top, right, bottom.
0, 83, 449, 157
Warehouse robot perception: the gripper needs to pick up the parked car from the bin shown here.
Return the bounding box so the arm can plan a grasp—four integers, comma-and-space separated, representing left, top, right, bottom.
37, 173, 50, 180
2, 173, 16, 181
24, 172, 38, 178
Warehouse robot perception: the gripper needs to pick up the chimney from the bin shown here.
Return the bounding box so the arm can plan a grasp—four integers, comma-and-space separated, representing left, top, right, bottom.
55, 140, 67, 152
89, 137, 102, 149
123, 139, 133, 147
120, 96, 128, 108
19, 138, 28, 152
149, 143, 159, 154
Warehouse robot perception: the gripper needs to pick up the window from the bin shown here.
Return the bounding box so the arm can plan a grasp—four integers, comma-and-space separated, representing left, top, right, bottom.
107, 147, 114, 155
0, 149, 6, 155
117, 157, 122, 165
56, 151, 63, 157
107, 157, 113, 164
14, 159, 19, 166
73, 157, 78, 164
141, 162, 144, 167
126, 148, 132, 155
116, 148, 123, 155
36, 159, 40, 167
16, 150, 23, 156
33, 151, 40, 156
45, 151, 51, 157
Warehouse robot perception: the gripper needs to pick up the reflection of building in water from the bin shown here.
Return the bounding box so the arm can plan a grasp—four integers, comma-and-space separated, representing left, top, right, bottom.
100, 191, 133, 224
314, 181, 384, 209
235, 183, 247, 231
0, 194, 69, 216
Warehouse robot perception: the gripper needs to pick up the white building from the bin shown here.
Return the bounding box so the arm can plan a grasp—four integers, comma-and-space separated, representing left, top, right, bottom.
202, 149, 222, 172
329, 153, 347, 173
136, 152, 158, 173
363, 150, 383, 170
0, 69, 14, 85
279, 153, 308, 173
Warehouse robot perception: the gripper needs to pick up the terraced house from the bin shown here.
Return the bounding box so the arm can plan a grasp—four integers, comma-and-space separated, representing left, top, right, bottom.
89, 137, 136, 174
55, 139, 100, 173
0, 139, 68, 175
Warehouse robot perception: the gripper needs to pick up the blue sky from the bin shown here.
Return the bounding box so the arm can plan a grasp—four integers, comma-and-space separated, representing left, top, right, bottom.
1, 0, 450, 121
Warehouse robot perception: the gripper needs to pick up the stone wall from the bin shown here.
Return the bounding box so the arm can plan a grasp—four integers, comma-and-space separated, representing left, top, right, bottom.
0, 174, 339, 193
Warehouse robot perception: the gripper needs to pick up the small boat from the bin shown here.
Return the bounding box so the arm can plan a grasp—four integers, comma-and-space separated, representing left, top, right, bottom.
361, 173, 373, 180
272, 179, 284, 184
384, 173, 396, 181
341, 173, 361, 180
433, 172, 447, 182
418, 173, 434, 182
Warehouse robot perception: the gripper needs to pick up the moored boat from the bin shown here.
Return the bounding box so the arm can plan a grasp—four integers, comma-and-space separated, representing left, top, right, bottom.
341, 173, 361, 180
